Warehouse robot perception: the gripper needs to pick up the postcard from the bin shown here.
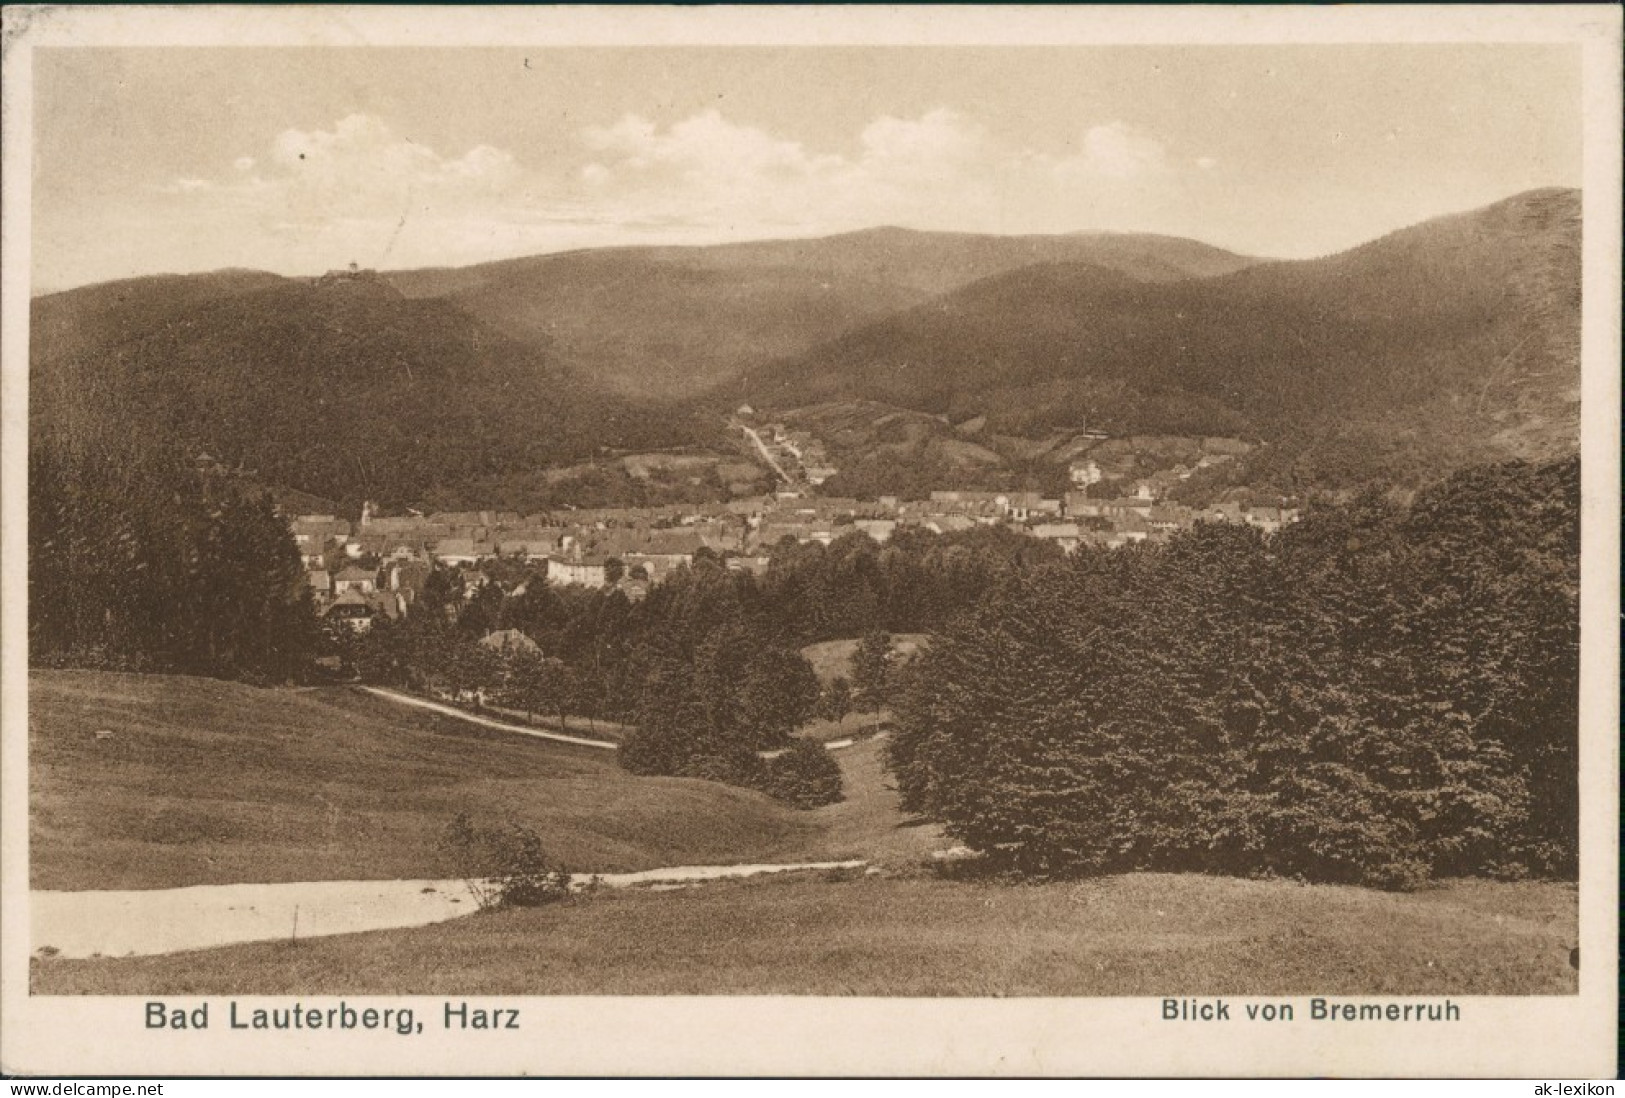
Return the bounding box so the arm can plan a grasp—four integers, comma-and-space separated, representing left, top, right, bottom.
2, 4, 1618, 1078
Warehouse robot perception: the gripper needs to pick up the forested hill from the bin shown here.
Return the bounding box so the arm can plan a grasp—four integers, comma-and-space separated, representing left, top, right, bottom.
382, 228, 1261, 400
30, 270, 708, 508
30, 190, 1578, 506
745, 189, 1582, 484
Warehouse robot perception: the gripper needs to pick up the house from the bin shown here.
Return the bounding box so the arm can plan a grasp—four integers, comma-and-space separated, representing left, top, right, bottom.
1068, 460, 1104, 488
289, 516, 350, 567
546, 556, 608, 588
621, 552, 692, 584
1117, 513, 1152, 542
479, 628, 541, 656
368, 590, 407, 621
1066, 494, 1107, 518
324, 589, 376, 633
306, 570, 332, 602
853, 519, 897, 543
385, 560, 433, 597
1147, 505, 1195, 533
1243, 506, 1286, 534
1032, 522, 1082, 553
432, 538, 480, 566
333, 566, 376, 595
497, 537, 560, 561
1103, 497, 1154, 519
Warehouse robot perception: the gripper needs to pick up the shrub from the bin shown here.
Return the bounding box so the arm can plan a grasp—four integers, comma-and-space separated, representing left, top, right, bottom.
439, 813, 572, 910
757, 739, 845, 809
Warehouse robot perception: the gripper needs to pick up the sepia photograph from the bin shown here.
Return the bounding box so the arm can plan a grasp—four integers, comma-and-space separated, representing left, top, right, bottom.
1, 4, 1618, 1079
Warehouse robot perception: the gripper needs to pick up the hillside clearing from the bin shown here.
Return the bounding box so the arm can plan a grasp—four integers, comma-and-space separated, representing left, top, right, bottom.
28, 671, 834, 890
29, 670, 940, 891
800, 633, 930, 686
33, 872, 1576, 997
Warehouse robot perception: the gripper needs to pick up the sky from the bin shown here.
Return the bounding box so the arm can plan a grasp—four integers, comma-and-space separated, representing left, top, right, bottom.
31, 45, 1581, 291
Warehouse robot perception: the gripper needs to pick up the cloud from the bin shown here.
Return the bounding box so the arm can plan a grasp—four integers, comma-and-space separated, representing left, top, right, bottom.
143, 113, 540, 270
574, 107, 1011, 233
120, 108, 1200, 280
1047, 122, 1170, 182
260, 113, 521, 223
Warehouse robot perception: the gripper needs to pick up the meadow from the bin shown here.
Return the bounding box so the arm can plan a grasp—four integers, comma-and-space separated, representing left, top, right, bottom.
29, 668, 1577, 997
29, 670, 837, 890
34, 870, 1576, 996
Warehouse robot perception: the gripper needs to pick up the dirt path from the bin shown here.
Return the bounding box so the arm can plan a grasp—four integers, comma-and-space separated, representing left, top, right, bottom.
359, 686, 619, 749
31, 860, 867, 960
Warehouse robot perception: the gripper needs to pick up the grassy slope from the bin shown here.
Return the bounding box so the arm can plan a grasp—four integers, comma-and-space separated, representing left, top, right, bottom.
33, 872, 1576, 996
29, 670, 836, 890
800, 634, 930, 686
31, 670, 1575, 996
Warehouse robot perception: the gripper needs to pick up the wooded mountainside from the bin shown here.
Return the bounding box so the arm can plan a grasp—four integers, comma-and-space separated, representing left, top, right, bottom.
29, 189, 1580, 509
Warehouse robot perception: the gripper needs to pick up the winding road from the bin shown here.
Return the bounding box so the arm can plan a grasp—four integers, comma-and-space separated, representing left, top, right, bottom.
359, 686, 618, 749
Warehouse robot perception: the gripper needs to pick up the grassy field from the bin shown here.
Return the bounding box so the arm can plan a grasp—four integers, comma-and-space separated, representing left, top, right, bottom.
799, 633, 929, 686
30, 668, 1577, 998
28, 670, 850, 890
32, 871, 1578, 996
29, 670, 941, 890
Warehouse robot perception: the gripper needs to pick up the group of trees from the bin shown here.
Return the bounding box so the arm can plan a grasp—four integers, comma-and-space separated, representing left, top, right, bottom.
341, 526, 1036, 807
30, 440, 318, 682
887, 457, 1579, 888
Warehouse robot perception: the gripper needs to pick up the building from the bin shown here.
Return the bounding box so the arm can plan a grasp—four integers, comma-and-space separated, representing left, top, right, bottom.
332, 566, 376, 595
479, 628, 541, 656
1031, 522, 1082, 553
1068, 460, 1104, 489
324, 589, 375, 633
853, 519, 897, 543
546, 556, 608, 588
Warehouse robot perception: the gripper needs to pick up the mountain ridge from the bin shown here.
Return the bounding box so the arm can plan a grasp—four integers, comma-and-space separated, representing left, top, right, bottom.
743, 188, 1580, 486
29, 189, 1578, 504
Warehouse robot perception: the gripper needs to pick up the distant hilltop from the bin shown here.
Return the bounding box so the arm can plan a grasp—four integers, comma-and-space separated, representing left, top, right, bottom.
314, 263, 384, 287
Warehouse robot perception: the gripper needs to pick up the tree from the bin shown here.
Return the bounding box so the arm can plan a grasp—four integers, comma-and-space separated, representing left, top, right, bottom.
737, 647, 822, 749
820, 676, 854, 725
438, 813, 572, 910
757, 739, 844, 808
850, 630, 892, 728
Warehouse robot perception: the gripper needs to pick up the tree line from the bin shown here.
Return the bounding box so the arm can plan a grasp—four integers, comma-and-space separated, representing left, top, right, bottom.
29, 439, 318, 683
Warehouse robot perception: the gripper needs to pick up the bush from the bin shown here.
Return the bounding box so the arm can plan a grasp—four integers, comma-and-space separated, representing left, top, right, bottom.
756, 739, 845, 809
674, 748, 763, 787
439, 813, 572, 910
